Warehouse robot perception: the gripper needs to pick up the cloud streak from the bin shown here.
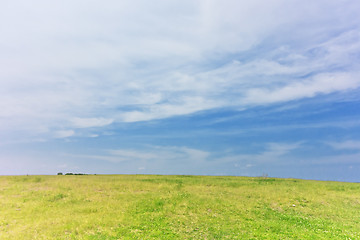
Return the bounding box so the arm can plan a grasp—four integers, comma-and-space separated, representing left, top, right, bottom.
70, 118, 114, 128
1, 0, 360, 142
71, 146, 211, 171
217, 142, 302, 164
327, 140, 360, 151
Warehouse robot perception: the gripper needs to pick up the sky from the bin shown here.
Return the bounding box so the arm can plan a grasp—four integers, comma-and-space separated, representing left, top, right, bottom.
1, 0, 360, 182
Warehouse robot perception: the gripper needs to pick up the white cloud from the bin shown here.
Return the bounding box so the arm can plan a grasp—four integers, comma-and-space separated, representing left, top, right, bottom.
54, 130, 75, 139
76, 145, 210, 163
219, 142, 301, 163
120, 96, 219, 122
1, 0, 360, 139
244, 72, 360, 105
327, 140, 360, 151
70, 117, 114, 128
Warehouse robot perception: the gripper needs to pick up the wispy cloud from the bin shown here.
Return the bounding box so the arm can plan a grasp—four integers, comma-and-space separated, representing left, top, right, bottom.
327, 140, 360, 151
54, 130, 75, 139
70, 117, 114, 128
1, 1, 360, 140
218, 142, 302, 164
244, 72, 360, 105
74, 145, 210, 164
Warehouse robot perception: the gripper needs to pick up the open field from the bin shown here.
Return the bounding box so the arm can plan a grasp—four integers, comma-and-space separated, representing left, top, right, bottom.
0, 175, 359, 239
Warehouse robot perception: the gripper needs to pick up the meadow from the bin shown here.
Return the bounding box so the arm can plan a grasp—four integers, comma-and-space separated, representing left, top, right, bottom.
0, 174, 359, 239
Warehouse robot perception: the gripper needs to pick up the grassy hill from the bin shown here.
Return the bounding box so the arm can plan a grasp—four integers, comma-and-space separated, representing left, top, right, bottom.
0, 175, 359, 239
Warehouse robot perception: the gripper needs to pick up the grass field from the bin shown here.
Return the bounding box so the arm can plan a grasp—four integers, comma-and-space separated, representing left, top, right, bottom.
0, 175, 359, 239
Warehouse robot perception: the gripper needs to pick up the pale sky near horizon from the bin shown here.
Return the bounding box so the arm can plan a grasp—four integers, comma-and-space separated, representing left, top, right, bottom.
1, 0, 360, 181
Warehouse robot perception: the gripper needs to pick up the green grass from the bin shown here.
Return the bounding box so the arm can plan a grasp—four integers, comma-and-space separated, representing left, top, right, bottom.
0, 175, 359, 239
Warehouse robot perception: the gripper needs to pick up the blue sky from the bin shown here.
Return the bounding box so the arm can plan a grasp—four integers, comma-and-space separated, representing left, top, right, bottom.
1, 0, 360, 181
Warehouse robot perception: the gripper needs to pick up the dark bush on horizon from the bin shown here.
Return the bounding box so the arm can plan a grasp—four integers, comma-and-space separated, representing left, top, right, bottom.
64, 173, 88, 175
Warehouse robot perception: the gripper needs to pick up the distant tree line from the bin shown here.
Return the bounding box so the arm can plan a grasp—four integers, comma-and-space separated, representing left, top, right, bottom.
57, 172, 89, 175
